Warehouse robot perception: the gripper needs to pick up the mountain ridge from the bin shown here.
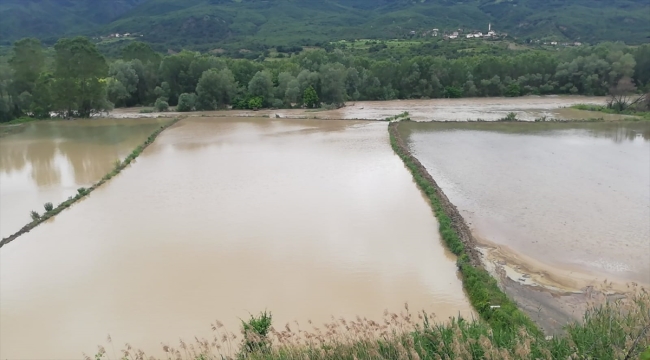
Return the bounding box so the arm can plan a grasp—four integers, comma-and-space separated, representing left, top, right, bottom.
1, 0, 649, 47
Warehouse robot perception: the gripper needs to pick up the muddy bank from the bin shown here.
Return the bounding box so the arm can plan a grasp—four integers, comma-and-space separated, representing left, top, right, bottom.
388, 120, 618, 334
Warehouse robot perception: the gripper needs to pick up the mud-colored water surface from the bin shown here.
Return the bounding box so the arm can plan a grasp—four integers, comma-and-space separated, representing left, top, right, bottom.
0, 118, 170, 238
400, 121, 650, 290
326, 96, 611, 122
111, 96, 612, 122
0, 118, 472, 359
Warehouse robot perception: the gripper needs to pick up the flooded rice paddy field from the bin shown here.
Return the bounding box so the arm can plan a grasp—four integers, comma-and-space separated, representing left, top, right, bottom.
0, 118, 472, 359
400, 121, 650, 290
0, 118, 170, 238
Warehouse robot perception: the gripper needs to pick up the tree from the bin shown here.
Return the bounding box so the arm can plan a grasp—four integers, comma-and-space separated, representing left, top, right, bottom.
443, 86, 463, 98
248, 70, 274, 104
608, 76, 643, 111
196, 68, 237, 110
319, 63, 347, 106
176, 93, 196, 112
276, 72, 296, 103
154, 82, 171, 102
107, 60, 139, 106
31, 73, 54, 118
154, 98, 169, 112
285, 79, 301, 105
122, 42, 161, 66
303, 86, 319, 108
9, 38, 45, 95
52, 37, 109, 117
106, 77, 130, 106
505, 83, 521, 97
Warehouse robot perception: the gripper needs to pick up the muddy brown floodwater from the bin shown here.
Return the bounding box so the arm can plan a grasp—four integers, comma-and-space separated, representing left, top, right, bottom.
0, 118, 171, 238
400, 121, 650, 330
0, 118, 472, 359
110, 96, 613, 122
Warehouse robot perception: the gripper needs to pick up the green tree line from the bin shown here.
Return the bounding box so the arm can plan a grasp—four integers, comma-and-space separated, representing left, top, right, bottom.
1, 38, 649, 122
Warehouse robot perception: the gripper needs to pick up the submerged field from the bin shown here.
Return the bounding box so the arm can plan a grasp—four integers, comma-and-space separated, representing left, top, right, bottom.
1, 97, 649, 358
0, 117, 472, 358
0, 118, 170, 238
399, 120, 650, 331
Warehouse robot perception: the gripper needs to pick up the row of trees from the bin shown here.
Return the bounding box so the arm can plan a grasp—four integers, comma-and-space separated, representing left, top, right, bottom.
1, 38, 649, 122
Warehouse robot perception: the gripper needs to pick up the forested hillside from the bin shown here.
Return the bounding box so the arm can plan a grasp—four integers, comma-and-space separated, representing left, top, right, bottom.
2, 0, 649, 48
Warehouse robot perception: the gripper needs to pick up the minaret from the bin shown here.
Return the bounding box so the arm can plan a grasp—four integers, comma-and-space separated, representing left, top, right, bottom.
489, 23, 491, 32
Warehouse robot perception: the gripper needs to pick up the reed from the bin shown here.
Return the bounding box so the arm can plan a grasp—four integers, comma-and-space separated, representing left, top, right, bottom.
90, 289, 650, 360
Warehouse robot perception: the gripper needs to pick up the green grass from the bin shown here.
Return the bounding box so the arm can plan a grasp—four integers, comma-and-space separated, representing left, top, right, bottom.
0, 117, 181, 249
2, 116, 40, 125
571, 104, 650, 120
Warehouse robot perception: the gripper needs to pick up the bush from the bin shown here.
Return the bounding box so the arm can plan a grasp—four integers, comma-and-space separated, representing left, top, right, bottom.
303, 86, 319, 108
248, 96, 263, 110
176, 93, 196, 112
503, 112, 518, 121
77, 187, 87, 195
505, 83, 521, 97
154, 98, 169, 112
30, 210, 40, 221
443, 86, 463, 98
43, 202, 53, 212
240, 311, 273, 355
271, 98, 284, 109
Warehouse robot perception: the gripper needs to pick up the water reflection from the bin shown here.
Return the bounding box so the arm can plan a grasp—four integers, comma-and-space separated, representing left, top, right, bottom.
0, 118, 169, 237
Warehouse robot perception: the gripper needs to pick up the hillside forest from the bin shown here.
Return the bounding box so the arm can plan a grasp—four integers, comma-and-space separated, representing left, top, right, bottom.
1, 37, 649, 122
2, 0, 649, 49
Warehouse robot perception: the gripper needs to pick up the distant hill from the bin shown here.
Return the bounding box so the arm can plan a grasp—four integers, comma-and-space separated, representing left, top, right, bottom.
2, 0, 649, 47
0, 0, 147, 44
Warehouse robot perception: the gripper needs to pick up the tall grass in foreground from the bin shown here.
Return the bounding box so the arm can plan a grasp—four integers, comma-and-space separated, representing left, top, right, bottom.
91, 289, 650, 360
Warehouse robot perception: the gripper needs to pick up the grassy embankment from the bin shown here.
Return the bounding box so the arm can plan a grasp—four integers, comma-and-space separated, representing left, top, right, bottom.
0, 117, 181, 249
96, 291, 648, 360
571, 104, 650, 120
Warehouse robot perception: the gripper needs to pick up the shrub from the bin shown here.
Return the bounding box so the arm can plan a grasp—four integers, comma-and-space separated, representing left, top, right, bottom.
248, 96, 263, 110
30, 210, 40, 221
176, 93, 196, 112
240, 311, 273, 355
503, 112, 518, 121
303, 86, 319, 108
77, 187, 87, 195
154, 98, 169, 112
443, 86, 463, 98
139, 108, 154, 113
505, 83, 521, 97
43, 202, 53, 212
271, 98, 284, 109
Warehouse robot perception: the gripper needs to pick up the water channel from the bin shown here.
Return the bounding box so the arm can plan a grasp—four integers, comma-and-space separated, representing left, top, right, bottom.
0, 118, 472, 359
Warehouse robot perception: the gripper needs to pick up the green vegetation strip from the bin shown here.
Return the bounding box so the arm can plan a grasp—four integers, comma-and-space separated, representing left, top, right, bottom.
0, 118, 181, 249
571, 104, 650, 120
388, 121, 541, 338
